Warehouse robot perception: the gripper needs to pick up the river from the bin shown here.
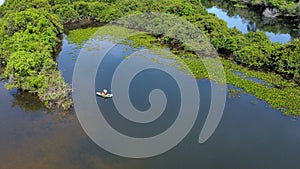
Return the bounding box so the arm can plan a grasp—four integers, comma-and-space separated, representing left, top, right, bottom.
1, 30, 300, 169
205, 5, 300, 43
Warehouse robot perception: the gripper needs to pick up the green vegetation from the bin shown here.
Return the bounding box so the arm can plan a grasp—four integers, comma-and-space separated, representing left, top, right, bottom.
182, 49, 300, 115
0, 0, 299, 115
67, 27, 98, 45
177, 46, 300, 115
224, 58, 300, 115
0, 1, 71, 110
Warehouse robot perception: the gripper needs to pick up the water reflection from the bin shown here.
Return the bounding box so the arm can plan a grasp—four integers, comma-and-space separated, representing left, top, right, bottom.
247, 21, 257, 32
206, 5, 299, 43
0, 79, 74, 121
11, 90, 46, 113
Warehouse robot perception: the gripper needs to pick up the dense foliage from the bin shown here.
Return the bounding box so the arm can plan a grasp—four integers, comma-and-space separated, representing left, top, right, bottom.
0, 0, 299, 113
0, 1, 71, 110
48, 0, 300, 80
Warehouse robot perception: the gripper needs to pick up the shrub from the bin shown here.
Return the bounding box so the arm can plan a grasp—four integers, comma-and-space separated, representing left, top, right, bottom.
235, 44, 270, 68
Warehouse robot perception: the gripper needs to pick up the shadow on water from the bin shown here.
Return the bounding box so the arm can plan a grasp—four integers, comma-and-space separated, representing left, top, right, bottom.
10, 90, 46, 113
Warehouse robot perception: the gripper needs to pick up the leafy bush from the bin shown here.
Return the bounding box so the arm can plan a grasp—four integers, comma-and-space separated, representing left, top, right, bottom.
0, 0, 50, 14
51, 4, 80, 23
235, 45, 270, 68
0, 4, 71, 110
193, 14, 228, 36
268, 0, 286, 8
4, 51, 52, 91
244, 31, 271, 44
275, 39, 300, 78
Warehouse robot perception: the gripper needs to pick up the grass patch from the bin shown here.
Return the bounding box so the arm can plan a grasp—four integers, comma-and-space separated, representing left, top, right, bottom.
67, 27, 99, 46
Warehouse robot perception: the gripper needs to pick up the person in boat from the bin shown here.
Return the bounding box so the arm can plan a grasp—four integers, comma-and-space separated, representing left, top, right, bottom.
101, 89, 108, 96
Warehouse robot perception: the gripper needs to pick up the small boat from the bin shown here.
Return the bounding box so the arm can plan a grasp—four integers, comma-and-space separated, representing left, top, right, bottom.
96, 92, 113, 98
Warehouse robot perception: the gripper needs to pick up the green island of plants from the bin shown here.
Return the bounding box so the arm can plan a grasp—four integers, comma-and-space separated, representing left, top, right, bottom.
0, 0, 299, 115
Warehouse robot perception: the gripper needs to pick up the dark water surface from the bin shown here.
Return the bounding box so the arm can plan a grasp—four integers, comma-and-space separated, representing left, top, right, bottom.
1, 34, 300, 169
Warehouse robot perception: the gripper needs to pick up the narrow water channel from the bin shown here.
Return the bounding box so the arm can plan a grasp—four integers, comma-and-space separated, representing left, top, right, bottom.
1, 31, 300, 169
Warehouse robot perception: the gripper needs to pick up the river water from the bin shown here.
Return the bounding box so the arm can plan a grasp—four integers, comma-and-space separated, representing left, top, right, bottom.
1, 33, 300, 169
206, 6, 299, 43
